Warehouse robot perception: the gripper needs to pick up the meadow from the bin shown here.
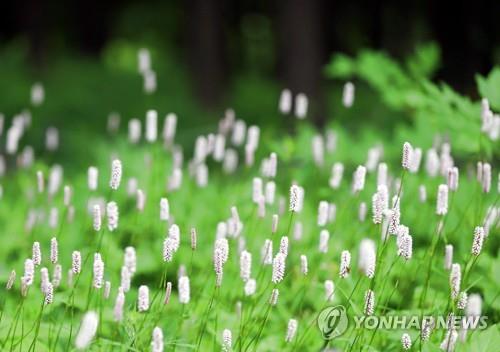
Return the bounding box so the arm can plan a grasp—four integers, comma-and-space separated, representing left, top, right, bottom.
0, 46, 499, 351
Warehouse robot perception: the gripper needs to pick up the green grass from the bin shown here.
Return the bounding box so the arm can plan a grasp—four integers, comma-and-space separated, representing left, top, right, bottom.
0, 110, 498, 351
0, 42, 499, 351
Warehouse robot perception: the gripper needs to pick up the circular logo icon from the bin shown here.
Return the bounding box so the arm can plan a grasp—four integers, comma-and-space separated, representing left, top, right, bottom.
317, 305, 348, 340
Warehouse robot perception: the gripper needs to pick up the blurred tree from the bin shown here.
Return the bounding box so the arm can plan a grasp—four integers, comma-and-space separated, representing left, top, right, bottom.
72, 0, 115, 54
23, 0, 46, 67
186, 0, 226, 108
276, 0, 325, 126
0, 0, 498, 105
428, 0, 499, 94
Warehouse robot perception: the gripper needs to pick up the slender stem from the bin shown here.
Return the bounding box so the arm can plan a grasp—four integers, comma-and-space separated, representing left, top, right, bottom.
245, 304, 272, 352
238, 302, 245, 351
285, 211, 295, 237
418, 218, 444, 351
237, 211, 289, 348
2, 298, 25, 349
8, 300, 24, 352
366, 258, 401, 348
195, 284, 217, 351
293, 288, 346, 352
345, 276, 363, 314
27, 300, 45, 352
172, 304, 187, 352
20, 304, 24, 352
212, 287, 220, 351
129, 286, 165, 349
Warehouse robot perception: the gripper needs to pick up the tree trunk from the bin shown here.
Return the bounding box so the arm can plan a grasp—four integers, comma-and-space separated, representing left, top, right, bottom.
186, 0, 226, 109
277, 0, 325, 127
24, 0, 46, 67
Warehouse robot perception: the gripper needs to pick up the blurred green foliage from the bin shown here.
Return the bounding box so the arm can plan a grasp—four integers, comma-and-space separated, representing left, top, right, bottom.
325, 43, 500, 160
477, 67, 500, 111
0, 40, 498, 177
0, 40, 499, 350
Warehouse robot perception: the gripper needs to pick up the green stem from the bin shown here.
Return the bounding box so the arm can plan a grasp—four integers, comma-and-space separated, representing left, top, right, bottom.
245, 304, 272, 352
195, 285, 217, 351
212, 287, 220, 351
172, 304, 187, 352
2, 298, 25, 349
27, 300, 45, 352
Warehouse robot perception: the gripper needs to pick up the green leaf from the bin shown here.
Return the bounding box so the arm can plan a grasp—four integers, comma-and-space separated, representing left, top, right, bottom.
324, 53, 356, 78
406, 42, 441, 79
477, 67, 500, 110
457, 324, 500, 352
422, 343, 444, 352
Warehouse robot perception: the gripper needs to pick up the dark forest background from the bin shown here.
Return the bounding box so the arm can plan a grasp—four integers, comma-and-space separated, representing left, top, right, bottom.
1, 0, 499, 104
0, 0, 499, 153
